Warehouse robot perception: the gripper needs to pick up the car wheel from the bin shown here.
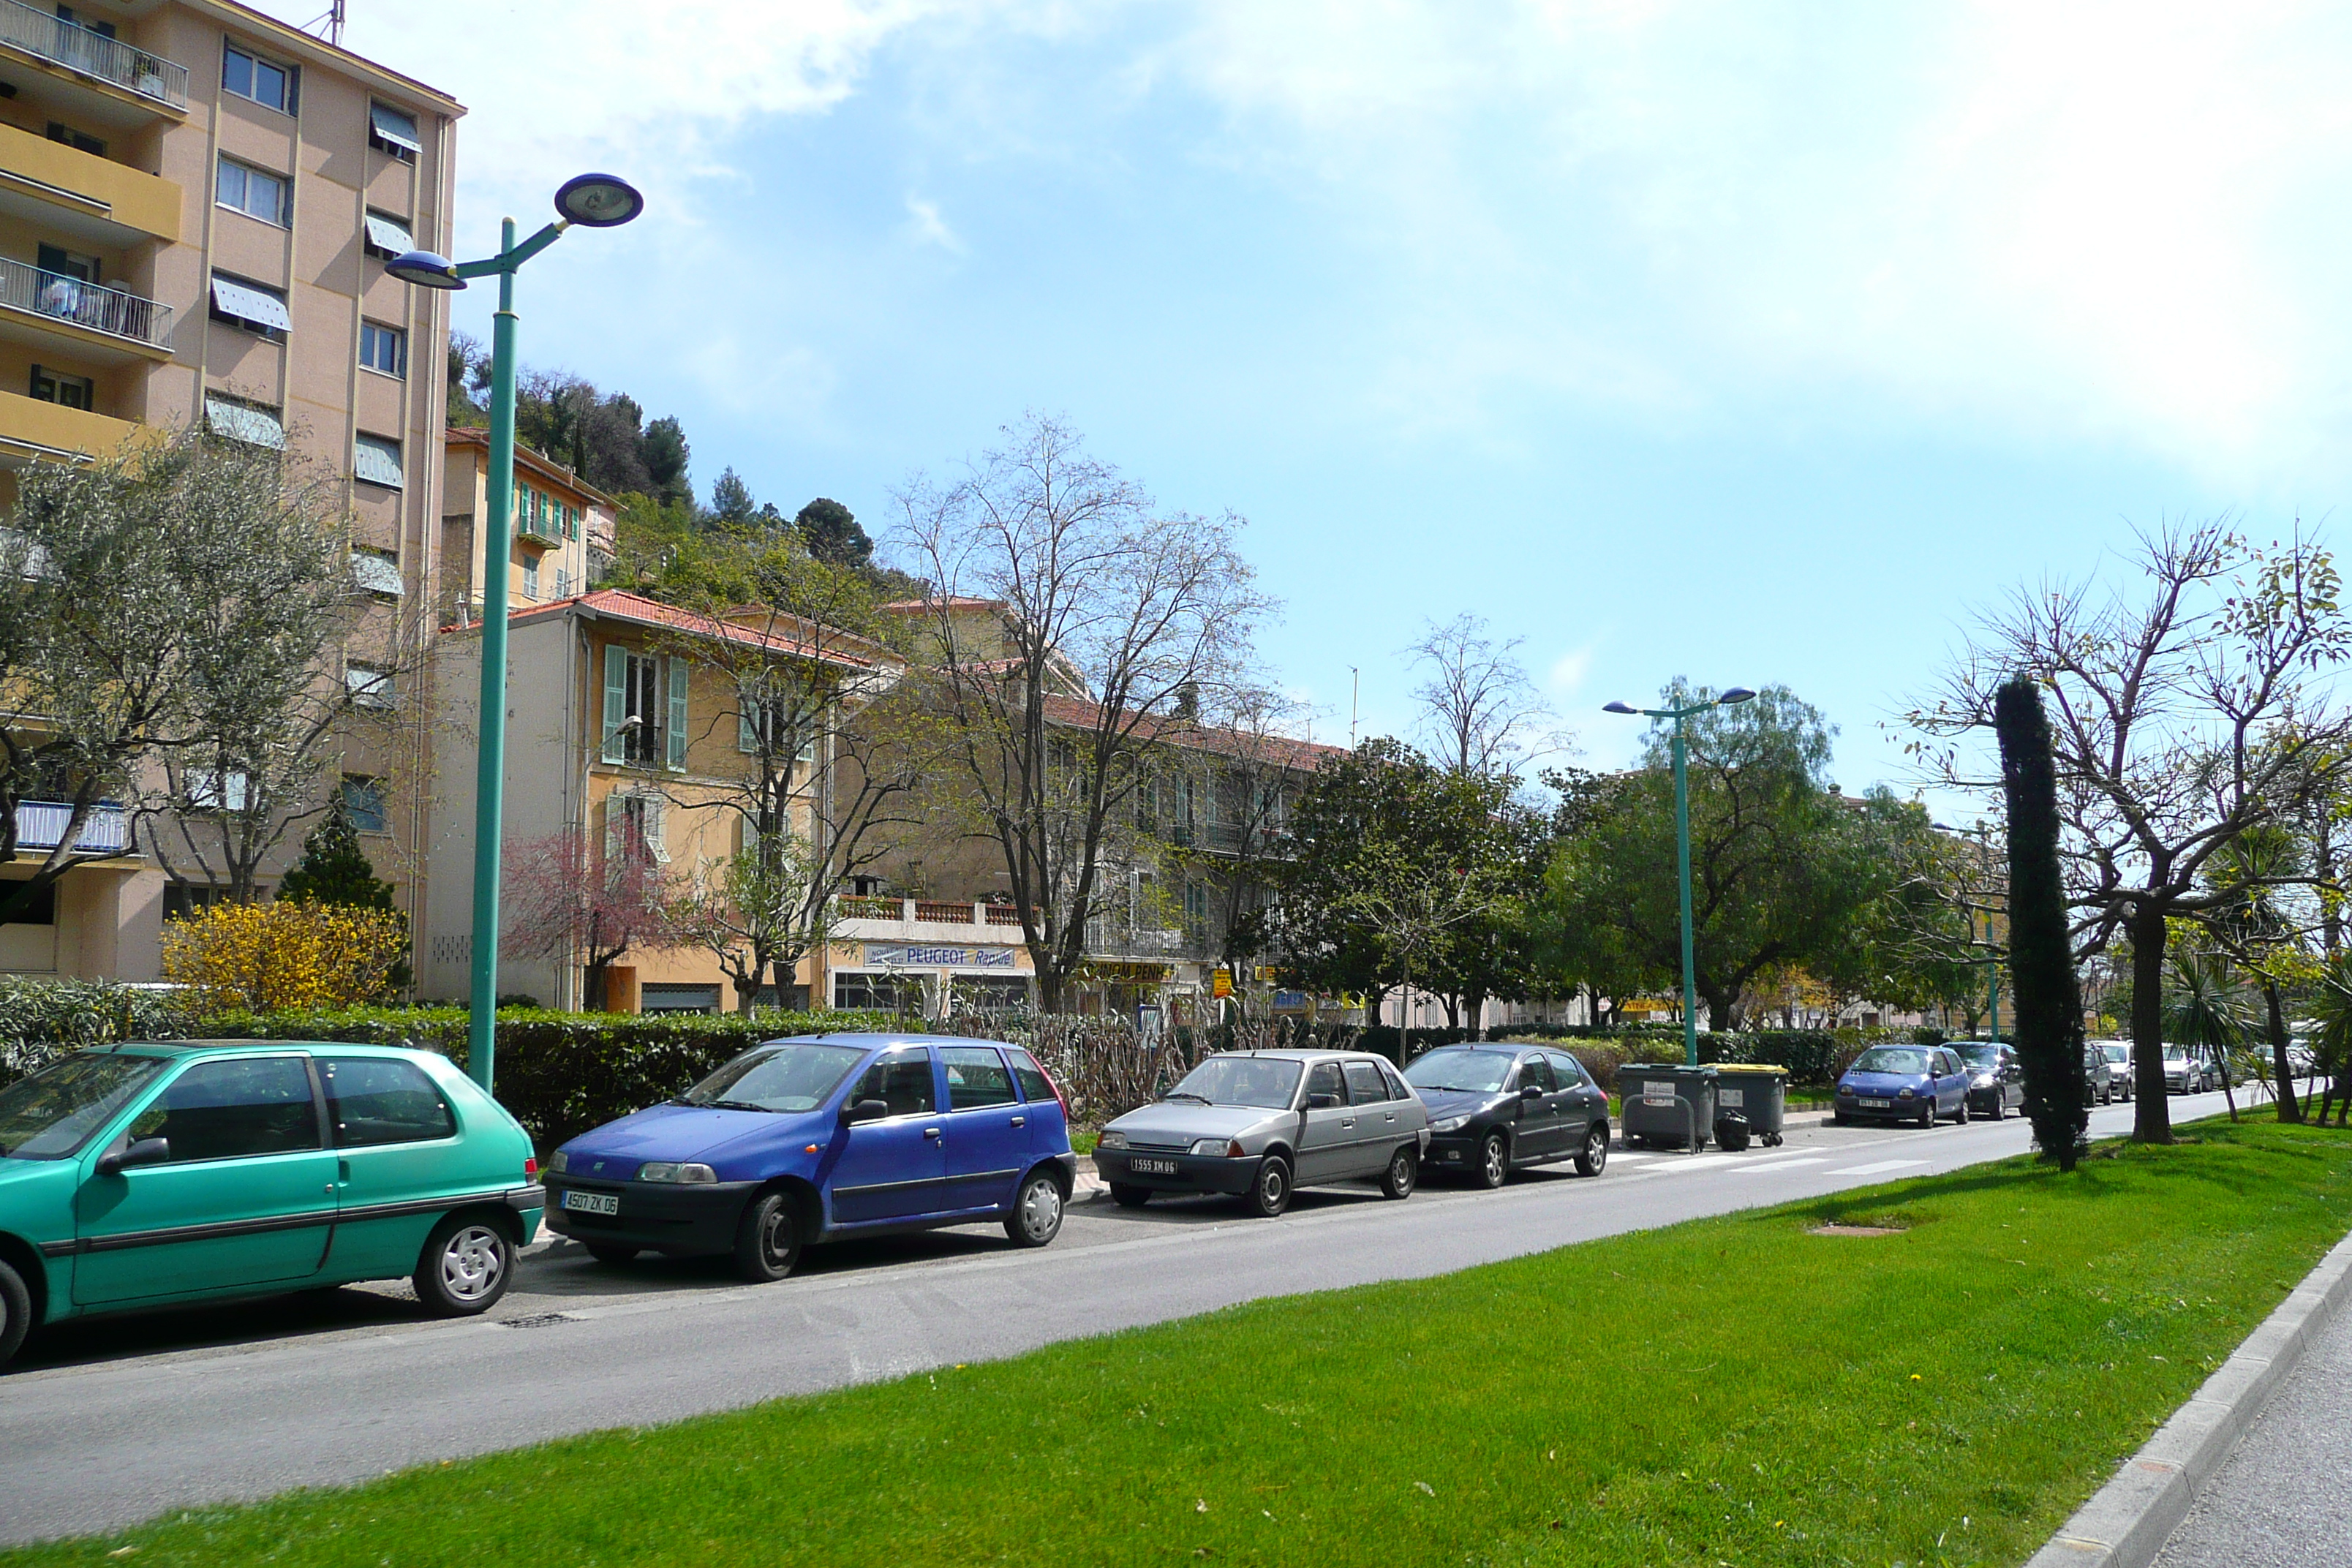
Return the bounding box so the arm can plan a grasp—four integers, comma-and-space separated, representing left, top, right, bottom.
1830, 1111, 1849, 1126
1985, 1094, 2003, 1122
584, 1243, 638, 1267
1004, 1170, 1066, 1247
1475, 1131, 1509, 1190
413, 1215, 514, 1316
1109, 1184, 1152, 1209
1917, 1101, 1934, 1128
1245, 1155, 1292, 1218
1575, 1123, 1610, 1177
1956, 1098, 1970, 1125
731, 1191, 801, 1284
0, 1256, 30, 1370
1379, 1145, 1419, 1200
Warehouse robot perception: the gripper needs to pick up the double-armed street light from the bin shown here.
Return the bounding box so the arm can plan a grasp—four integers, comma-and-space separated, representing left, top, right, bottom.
1602, 687, 1757, 1068
385, 173, 645, 1091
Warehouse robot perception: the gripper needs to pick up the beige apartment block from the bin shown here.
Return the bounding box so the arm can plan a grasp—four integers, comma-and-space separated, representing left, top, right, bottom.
0, 0, 459, 979
440, 426, 615, 622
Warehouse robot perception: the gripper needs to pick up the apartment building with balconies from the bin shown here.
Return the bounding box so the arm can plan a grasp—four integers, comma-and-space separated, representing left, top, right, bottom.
0, 1, 459, 979
440, 426, 615, 619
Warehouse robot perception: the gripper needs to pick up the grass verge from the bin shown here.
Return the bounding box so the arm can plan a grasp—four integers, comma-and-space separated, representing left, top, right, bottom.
13, 1117, 2350, 1568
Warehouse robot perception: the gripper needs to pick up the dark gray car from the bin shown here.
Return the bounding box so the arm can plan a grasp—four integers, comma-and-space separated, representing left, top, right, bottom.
1091, 1050, 1431, 1218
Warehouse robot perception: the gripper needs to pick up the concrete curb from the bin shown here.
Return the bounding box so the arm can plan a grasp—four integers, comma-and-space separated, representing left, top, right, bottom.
2022, 1226, 2352, 1568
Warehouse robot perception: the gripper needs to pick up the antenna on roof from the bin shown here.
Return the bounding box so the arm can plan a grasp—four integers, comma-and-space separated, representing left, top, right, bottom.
303, 1, 347, 45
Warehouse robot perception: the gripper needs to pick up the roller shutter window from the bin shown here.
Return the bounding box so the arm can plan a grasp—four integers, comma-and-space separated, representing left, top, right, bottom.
353, 434, 403, 489
210, 274, 290, 337
369, 102, 421, 158
203, 393, 284, 450
363, 210, 413, 257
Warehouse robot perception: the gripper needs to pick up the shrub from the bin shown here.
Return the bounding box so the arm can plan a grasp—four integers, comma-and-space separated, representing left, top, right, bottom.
0, 979, 184, 1087
160, 902, 407, 1011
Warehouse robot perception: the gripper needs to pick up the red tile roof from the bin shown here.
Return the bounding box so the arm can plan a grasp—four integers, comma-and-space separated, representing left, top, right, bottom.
450, 589, 885, 669
1036, 693, 1346, 772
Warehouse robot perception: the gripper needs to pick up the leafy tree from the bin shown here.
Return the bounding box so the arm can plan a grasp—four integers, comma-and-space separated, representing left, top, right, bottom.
1911, 522, 2352, 1143
797, 497, 873, 569
2198, 825, 2316, 1120
641, 416, 693, 508
1996, 676, 2089, 1168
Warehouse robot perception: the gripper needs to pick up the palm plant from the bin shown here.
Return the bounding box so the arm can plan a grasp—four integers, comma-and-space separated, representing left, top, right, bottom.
2204, 826, 2310, 1121
2163, 948, 2253, 1120
2303, 951, 2352, 1126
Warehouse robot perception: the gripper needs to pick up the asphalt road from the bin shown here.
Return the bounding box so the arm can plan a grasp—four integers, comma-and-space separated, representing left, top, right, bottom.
0, 1088, 2239, 1545
2154, 1256, 2352, 1567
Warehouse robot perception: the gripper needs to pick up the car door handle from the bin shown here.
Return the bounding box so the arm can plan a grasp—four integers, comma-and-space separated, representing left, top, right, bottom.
923, 1127, 942, 1139
1010, 1116, 1025, 1128
1341, 1117, 1355, 1128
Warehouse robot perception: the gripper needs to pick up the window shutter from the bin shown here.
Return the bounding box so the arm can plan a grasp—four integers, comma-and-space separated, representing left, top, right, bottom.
601, 645, 627, 762
738, 691, 758, 753
645, 796, 671, 862
603, 793, 623, 864
666, 659, 689, 769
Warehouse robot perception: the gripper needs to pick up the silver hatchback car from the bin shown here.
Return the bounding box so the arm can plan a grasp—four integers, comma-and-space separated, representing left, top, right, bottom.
1091, 1050, 1431, 1218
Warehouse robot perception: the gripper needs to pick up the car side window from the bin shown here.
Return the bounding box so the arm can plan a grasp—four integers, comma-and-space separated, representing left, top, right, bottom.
1305, 1061, 1346, 1104
1006, 1048, 1054, 1104
320, 1058, 454, 1146
1518, 1055, 1556, 1093
133, 1058, 320, 1162
1545, 1052, 1587, 1088
1342, 1061, 1388, 1103
1380, 1063, 1411, 1099
854, 1051, 935, 1117
941, 1047, 1018, 1110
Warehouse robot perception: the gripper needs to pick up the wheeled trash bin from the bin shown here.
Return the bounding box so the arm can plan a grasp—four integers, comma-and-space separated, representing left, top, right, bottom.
1618, 1063, 1717, 1150
1711, 1063, 1788, 1150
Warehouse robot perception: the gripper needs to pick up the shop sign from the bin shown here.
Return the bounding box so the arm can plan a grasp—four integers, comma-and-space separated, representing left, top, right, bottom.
1273, 990, 1309, 1012
1211, 969, 1233, 998
863, 943, 1017, 970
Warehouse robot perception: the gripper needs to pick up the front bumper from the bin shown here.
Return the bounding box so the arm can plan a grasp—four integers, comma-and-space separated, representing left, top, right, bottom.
1835, 1093, 1923, 1120
542, 1175, 758, 1256
1422, 1131, 1486, 1169
1091, 1147, 1261, 1196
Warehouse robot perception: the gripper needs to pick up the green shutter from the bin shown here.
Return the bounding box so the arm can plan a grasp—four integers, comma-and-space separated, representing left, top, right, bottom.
666, 658, 689, 769
738, 691, 758, 753
601, 645, 627, 762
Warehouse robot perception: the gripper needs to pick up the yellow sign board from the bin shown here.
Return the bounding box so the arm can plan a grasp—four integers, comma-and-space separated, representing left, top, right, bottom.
1212, 970, 1233, 999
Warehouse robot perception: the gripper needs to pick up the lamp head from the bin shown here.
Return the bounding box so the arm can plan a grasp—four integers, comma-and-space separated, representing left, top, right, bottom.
555, 173, 645, 228
1716, 687, 1757, 705
385, 249, 464, 290
1602, 701, 1638, 715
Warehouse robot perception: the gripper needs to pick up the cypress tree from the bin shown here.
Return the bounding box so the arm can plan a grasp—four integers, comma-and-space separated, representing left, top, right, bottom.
276, 802, 399, 913
1995, 676, 2089, 1169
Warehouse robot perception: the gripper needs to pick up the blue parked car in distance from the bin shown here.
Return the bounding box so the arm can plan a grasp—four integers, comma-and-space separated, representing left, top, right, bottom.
1832, 1044, 1973, 1128
542, 1033, 1077, 1282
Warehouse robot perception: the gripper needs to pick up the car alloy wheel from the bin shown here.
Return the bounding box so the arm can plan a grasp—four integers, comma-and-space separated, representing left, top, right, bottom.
1246, 1155, 1292, 1218
1575, 1124, 1609, 1177
1004, 1171, 1065, 1247
413, 1216, 513, 1316
1918, 1100, 1934, 1128
1381, 1145, 1418, 1200
1477, 1131, 1509, 1189
1955, 1097, 1970, 1124
732, 1191, 802, 1284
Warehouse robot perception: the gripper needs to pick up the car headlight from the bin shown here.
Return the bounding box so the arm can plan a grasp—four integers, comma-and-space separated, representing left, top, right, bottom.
1897, 1087, 1915, 1097
638, 1161, 717, 1184
1973, 1074, 1997, 1088
1431, 1115, 1469, 1133
1098, 1130, 1128, 1149
1190, 1137, 1243, 1157
546, 1150, 569, 1175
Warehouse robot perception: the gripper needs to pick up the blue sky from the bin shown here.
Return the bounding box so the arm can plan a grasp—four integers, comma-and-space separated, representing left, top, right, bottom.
273, 1, 2352, 799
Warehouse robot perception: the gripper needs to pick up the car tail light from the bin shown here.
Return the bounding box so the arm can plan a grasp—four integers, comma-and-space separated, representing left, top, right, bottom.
1037, 1058, 1071, 1118
524, 1156, 538, 1180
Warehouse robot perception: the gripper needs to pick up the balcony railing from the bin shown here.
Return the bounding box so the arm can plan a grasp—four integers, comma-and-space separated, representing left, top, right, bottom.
0, 0, 189, 109
0, 258, 173, 349
15, 799, 128, 853
832, 895, 1039, 929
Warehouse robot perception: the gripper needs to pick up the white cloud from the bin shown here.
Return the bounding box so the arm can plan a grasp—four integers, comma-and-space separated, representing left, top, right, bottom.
1548, 644, 1594, 694
904, 195, 967, 253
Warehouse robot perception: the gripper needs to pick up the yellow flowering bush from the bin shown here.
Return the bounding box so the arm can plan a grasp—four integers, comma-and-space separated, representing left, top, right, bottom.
159, 900, 408, 1012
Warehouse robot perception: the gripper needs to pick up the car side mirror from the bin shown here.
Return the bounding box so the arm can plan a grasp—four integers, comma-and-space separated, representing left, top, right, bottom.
1521, 1083, 1544, 1100
97, 1136, 169, 1177
842, 1098, 890, 1125
1306, 1092, 1341, 1110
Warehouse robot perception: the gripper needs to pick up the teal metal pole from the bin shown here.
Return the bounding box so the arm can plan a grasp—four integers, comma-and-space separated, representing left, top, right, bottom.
466, 216, 520, 1090
1983, 827, 1999, 1041
1674, 715, 1698, 1068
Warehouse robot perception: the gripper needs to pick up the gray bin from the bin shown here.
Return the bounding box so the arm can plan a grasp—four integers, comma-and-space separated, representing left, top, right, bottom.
1618, 1063, 1716, 1149
1711, 1064, 1788, 1149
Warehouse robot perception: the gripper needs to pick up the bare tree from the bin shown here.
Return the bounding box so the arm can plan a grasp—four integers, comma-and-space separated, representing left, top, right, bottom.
894, 414, 1273, 1010
502, 827, 691, 1009
1909, 521, 2352, 1142
1407, 613, 1555, 777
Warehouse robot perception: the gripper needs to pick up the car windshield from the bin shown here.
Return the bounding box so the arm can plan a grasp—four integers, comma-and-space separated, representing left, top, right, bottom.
2103, 1044, 2131, 1063
1403, 1049, 1517, 1094
1850, 1047, 1931, 1075
1165, 1055, 1304, 1109
677, 1043, 867, 1112
0, 1052, 167, 1160
1959, 1046, 2002, 1068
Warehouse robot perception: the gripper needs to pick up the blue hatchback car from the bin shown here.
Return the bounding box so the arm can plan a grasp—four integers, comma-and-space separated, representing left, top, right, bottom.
541, 1033, 1077, 1282
1832, 1044, 1972, 1128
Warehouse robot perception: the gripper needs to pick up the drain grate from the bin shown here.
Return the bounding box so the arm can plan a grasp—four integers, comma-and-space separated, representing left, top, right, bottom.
497, 1311, 577, 1330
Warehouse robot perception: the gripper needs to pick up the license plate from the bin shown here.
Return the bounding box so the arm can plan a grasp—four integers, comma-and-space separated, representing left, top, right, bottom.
562, 1190, 619, 1215
1131, 1157, 1178, 1175
1859, 1098, 1891, 1109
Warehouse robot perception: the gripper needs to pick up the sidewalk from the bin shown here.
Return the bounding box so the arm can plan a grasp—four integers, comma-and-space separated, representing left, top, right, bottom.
2153, 1284, 2352, 1567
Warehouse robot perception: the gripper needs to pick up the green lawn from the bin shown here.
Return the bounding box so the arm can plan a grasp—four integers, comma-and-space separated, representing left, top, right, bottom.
15, 1117, 2349, 1568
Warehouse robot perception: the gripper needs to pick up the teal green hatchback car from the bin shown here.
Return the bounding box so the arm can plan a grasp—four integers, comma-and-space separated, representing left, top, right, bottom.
0, 1041, 544, 1369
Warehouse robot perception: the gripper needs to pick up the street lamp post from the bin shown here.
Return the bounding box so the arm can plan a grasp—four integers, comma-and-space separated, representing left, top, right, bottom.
385, 173, 645, 1091
1934, 818, 2001, 1041
1603, 687, 1757, 1068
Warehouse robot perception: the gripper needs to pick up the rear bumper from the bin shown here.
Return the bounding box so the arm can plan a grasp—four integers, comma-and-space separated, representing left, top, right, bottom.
542, 1176, 756, 1256
1092, 1147, 1261, 1196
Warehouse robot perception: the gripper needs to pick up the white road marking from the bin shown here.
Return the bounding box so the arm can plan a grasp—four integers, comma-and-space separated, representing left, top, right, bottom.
1737, 1158, 1826, 1173
1829, 1158, 1931, 1177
